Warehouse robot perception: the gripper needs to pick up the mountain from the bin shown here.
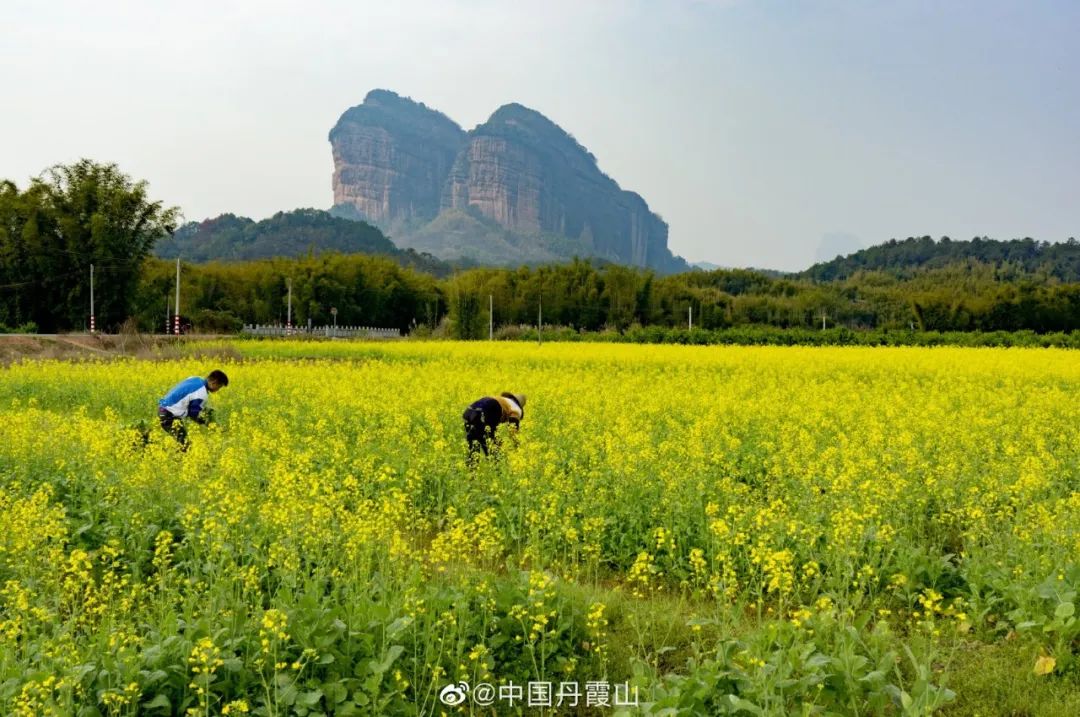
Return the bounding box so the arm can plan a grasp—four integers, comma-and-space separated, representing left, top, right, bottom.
329, 89, 466, 228
801, 236, 1080, 282
329, 90, 687, 274
155, 208, 452, 275
692, 261, 723, 271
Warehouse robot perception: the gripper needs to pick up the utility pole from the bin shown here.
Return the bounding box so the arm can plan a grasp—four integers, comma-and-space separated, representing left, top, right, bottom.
688, 304, 693, 331
820, 308, 827, 330
331, 306, 338, 338
174, 258, 181, 336
89, 264, 95, 333
538, 291, 542, 346
166, 296, 171, 335
489, 294, 493, 340
286, 278, 293, 336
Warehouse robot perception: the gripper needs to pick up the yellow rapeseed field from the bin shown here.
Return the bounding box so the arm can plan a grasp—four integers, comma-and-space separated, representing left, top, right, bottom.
0, 341, 1077, 715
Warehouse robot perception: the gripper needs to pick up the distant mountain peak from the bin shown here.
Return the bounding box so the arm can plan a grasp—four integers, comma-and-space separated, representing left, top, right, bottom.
486, 102, 555, 128
328, 90, 686, 273
363, 88, 404, 104
478, 103, 600, 168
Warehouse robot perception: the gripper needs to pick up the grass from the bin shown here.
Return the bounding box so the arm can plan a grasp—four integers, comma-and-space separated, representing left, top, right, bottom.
942, 638, 1080, 716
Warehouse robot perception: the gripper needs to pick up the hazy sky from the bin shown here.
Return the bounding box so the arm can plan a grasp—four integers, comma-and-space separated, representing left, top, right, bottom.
2, 0, 1077, 271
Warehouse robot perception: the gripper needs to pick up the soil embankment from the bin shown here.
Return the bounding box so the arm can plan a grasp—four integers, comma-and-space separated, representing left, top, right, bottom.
0, 334, 233, 364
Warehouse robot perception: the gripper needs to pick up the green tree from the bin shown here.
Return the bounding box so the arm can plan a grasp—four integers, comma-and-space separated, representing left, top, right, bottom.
0, 160, 179, 331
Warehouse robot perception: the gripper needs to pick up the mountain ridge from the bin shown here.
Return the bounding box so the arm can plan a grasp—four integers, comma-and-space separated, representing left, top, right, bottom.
154, 208, 453, 276
329, 90, 688, 274
801, 235, 1080, 282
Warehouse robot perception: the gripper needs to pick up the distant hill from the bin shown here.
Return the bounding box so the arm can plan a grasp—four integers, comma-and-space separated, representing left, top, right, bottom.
329, 89, 688, 274
801, 236, 1080, 282
155, 208, 453, 275
691, 261, 723, 271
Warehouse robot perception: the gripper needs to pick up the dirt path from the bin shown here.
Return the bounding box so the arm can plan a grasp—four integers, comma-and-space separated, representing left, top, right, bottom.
0, 334, 234, 364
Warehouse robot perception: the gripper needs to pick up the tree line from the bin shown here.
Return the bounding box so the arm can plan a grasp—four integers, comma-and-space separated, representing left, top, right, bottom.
803, 235, 1080, 282
126, 256, 1080, 336
121, 256, 1078, 337
442, 259, 1080, 337
2, 160, 1077, 337
134, 254, 441, 334
0, 160, 178, 332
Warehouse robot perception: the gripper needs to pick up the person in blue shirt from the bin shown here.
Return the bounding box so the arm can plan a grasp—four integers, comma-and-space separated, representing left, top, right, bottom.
157, 369, 229, 447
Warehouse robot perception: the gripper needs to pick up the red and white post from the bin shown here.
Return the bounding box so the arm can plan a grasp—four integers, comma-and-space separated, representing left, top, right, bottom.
89, 263, 95, 333
286, 278, 293, 336
174, 258, 181, 335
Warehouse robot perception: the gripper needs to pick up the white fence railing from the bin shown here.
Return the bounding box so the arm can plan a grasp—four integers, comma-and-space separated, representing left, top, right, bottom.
242, 324, 401, 339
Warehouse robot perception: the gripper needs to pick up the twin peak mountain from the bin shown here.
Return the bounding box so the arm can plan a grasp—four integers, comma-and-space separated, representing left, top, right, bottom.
329, 90, 686, 273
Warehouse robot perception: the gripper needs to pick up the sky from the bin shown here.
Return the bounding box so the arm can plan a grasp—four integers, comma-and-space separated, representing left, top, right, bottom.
2, 0, 1077, 272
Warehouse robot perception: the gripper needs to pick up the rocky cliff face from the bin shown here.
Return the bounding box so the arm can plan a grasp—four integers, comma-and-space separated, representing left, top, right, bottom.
443, 133, 547, 234
329, 90, 465, 226
330, 92, 685, 272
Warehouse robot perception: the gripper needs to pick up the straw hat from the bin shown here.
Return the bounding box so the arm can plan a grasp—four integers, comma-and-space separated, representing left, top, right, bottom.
502, 392, 526, 408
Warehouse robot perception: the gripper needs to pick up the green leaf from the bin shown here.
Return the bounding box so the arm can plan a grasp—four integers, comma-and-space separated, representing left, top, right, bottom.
860, 670, 886, 683
726, 694, 764, 715
1054, 602, 1074, 619
297, 689, 324, 707
324, 681, 348, 704
279, 683, 299, 706
143, 693, 171, 710
385, 617, 411, 638
144, 669, 169, 685
370, 644, 405, 675
73, 664, 97, 680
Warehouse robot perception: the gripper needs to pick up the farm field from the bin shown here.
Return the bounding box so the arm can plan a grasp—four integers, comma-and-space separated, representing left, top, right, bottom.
1, 341, 1078, 716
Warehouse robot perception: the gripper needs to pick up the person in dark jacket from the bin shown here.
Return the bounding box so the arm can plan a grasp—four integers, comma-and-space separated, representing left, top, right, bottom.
463, 392, 526, 459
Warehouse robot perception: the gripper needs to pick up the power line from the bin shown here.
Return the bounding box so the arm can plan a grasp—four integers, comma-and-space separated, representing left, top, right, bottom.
0, 262, 135, 290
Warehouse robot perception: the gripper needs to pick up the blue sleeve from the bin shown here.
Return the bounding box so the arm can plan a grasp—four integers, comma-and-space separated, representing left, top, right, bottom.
187, 399, 204, 418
